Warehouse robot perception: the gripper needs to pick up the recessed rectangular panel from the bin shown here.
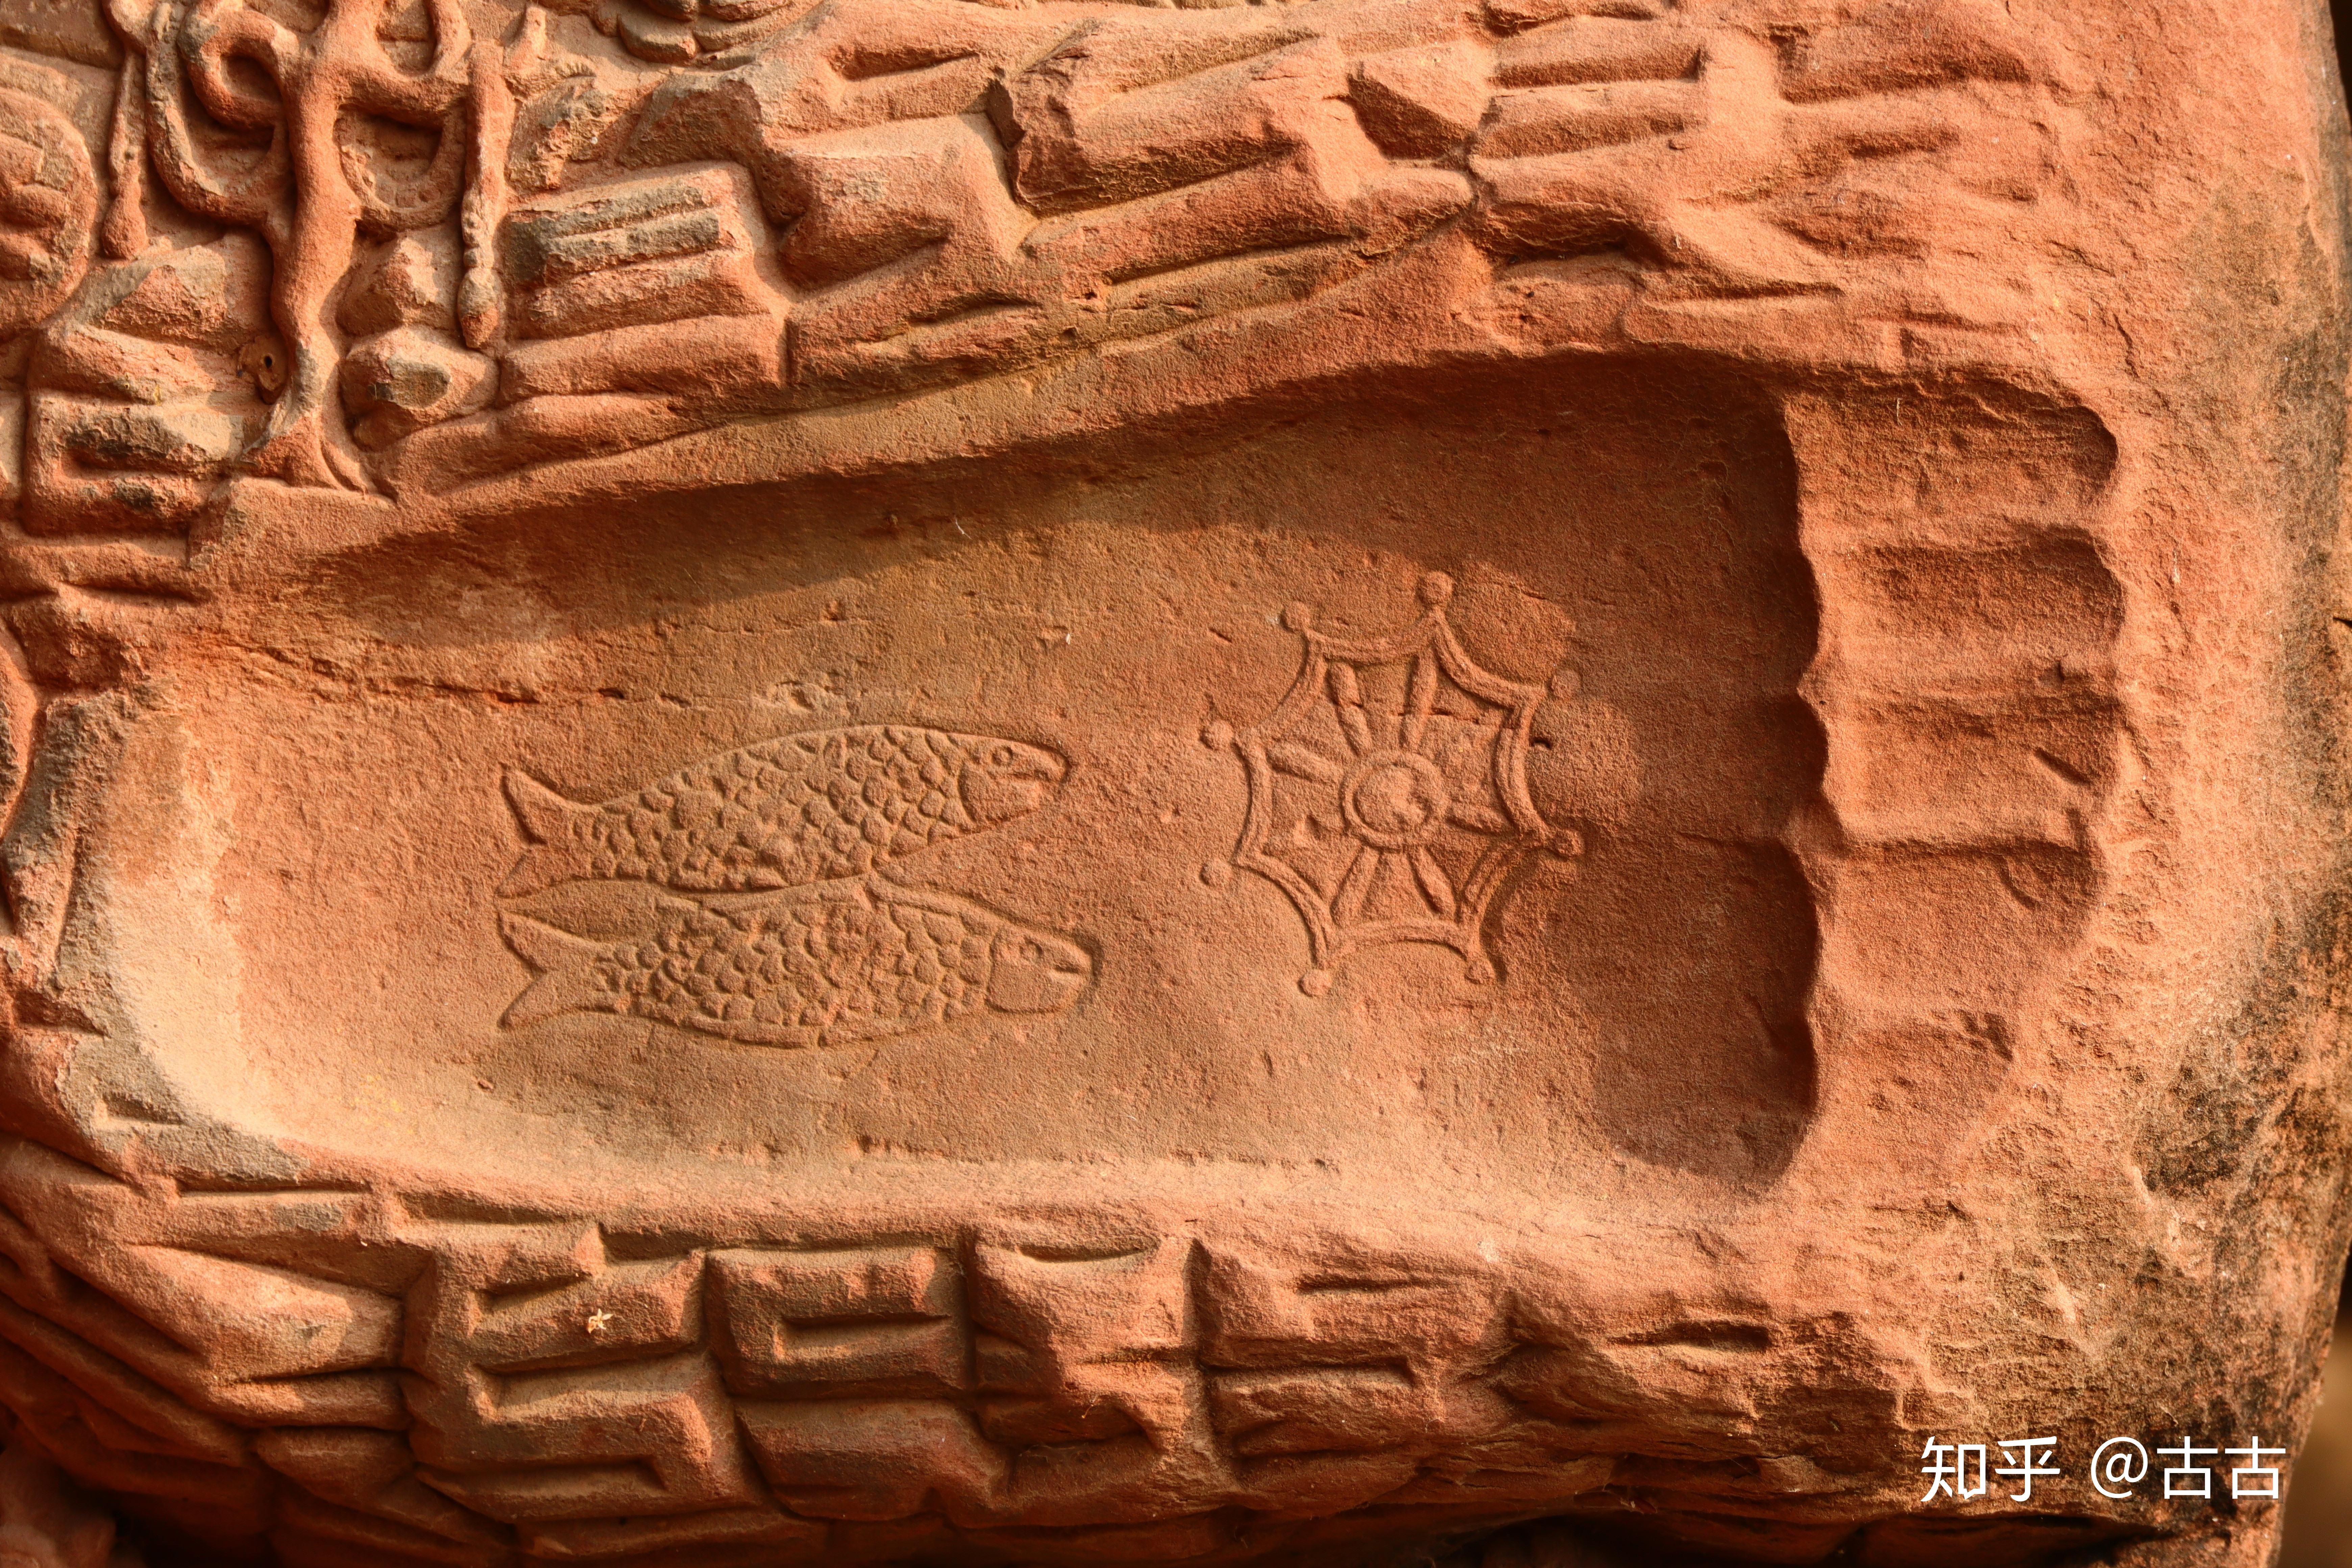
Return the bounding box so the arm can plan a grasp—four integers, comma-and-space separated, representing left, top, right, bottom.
176, 363, 1818, 1195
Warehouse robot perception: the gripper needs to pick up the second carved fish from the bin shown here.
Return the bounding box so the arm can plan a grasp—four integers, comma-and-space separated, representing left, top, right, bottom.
499, 879, 1094, 1047
500, 726, 1065, 897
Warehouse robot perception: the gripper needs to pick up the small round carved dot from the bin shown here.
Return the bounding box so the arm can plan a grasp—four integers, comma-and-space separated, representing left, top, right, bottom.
1418, 572, 1454, 608
1548, 667, 1580, 701
1201, 721, 1234, 751
1200, 859, 1231, 888
1299, 968, 1335, 997
1464, 958, 1496, 985
1281, 601, 1317, 633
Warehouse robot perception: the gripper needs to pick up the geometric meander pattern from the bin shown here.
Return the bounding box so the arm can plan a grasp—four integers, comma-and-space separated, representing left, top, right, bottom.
0, 1135, 1672, 1561
8, 0, 2067, 549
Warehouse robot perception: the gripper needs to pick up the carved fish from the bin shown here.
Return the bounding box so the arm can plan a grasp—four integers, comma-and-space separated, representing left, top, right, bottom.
499, 726, 1065, 897
499, 879, 1093, 1046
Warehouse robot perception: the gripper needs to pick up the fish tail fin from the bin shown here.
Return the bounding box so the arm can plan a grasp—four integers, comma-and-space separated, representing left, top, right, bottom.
498, 913, 611, 1029
499, 770, 593, 897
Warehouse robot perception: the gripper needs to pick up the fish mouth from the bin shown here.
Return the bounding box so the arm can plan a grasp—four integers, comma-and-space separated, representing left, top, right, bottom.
985, 929, 1093, 1014
959, 741, 1068, 825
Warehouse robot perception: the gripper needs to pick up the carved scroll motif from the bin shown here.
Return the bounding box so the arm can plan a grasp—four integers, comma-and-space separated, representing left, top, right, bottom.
109, 0, 473, 487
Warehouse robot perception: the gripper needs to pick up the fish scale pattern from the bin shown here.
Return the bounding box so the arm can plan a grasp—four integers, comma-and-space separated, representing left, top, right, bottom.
608, 890, 997, 1038
496, 722, 1087, 1047
590, 728, 1024, 891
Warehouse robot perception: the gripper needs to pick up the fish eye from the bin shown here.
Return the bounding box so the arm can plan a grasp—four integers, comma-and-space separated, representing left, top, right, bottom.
990, 746, 1015, 767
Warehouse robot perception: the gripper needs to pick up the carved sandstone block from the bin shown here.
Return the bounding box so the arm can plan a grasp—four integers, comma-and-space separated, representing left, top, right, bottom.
0, 0, 2340, 1564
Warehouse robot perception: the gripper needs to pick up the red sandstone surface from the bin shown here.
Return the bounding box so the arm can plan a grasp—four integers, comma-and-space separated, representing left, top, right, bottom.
0, 0, 2345, 1562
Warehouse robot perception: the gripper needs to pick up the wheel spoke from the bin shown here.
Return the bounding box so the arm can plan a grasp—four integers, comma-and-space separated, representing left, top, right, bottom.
1328, 662, 1375, 756
1410, 848, 1457, 918
1333, 844, 1381, 924
1401, 654, 1438, 753
1449, 802, 1513, 835
1269, 742, 1345, 784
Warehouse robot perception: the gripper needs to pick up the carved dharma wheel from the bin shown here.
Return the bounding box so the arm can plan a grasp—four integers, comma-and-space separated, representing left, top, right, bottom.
0, 0, 2344, 1561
